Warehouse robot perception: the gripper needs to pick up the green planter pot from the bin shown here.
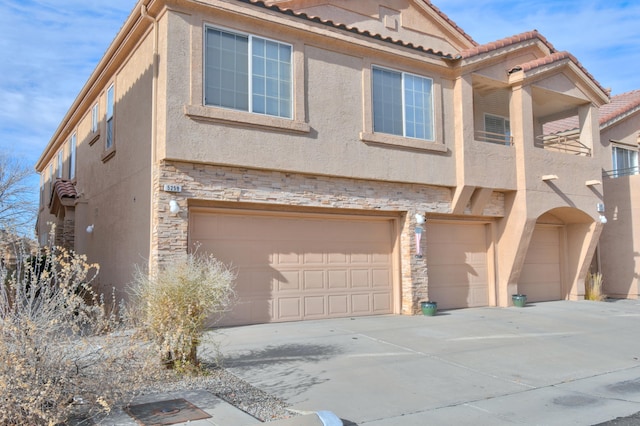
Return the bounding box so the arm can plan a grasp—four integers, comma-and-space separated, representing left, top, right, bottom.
512, 294, 527, 307
420, 301, 437, 316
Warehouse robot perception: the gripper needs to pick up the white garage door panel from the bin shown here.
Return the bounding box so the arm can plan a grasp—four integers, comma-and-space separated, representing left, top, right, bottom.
190, 210, 395, 325
519, 226, 562, 302
427, 222, 489, 310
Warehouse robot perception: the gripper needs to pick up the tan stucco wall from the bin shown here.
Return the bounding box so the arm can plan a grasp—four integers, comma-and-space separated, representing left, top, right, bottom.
37, 25, 155, 300
158, 7, 459, 188
602, 175, 640, 298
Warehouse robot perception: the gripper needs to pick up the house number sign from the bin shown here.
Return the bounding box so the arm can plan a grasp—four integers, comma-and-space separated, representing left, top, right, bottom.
163, 184, 182, 193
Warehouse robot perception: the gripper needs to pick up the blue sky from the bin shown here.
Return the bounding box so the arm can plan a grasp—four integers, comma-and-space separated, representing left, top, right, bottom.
0, 0, 638, 201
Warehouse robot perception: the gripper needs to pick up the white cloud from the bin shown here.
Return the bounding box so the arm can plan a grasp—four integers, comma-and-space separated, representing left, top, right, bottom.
0, 0, 133, 162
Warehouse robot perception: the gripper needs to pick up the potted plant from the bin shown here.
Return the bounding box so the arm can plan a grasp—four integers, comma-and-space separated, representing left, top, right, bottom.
512, 294, 527, 307
420, 300, 437, 316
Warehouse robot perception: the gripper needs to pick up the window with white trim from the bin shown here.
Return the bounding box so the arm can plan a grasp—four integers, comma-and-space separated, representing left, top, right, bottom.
91, 103, 99, 133
204, 27, 292, 119
57, 150, 63, 179
69, 133, 76, 180
48, 163, 53, 203
106, 84, 115, 149
612, 146, 639, 177
484, 113, 511, 144
372, 66, 434, 141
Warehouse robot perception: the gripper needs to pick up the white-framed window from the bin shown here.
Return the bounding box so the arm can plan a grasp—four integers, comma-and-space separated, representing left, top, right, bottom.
69, 133, 77, 180
91, 103, 99, 133
57, 150, 63, 179
48, 163, 53, 202
372, 66, 434, 141
612, 146, 639, 177
106, 84, 115, 149
204, 26, 293, 119
484, 113, 511, 144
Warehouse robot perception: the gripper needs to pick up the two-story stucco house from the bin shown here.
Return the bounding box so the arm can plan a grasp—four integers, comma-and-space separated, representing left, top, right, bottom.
35, 0, 611, 326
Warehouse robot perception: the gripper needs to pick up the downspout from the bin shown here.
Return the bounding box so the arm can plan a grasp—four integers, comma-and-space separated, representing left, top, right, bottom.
141, 2, 159, 276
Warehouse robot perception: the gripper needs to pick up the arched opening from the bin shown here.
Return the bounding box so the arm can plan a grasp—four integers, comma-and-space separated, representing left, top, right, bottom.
519, 207, 595, 302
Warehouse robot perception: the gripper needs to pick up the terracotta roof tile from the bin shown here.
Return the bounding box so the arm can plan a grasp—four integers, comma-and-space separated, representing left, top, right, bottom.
600, 89, 640, 126
53, 179, 77, 200
459, 30, 555, 59
507, 50, 609, 99
243, 0, 459, 58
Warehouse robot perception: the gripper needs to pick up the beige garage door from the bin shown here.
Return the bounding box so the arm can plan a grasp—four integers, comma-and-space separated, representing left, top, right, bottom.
426, 222, 489, 310
519, 225, 562, 302
189, 209, 395, 326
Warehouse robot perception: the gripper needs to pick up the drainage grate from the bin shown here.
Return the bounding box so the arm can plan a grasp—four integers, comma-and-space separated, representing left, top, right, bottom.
125, 398, 212, 425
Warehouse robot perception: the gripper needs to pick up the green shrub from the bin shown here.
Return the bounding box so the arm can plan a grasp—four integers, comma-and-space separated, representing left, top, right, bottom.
132, 253, 235, 372
585, 272, 605, 301
0, 229, 160, 425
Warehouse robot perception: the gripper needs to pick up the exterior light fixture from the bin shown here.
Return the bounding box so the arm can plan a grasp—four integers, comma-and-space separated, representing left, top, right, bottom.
169, 199, 180, 215
86, 224, 94, 233
585, 180, 602, 186
597, 203, 607, 224
541, 175, 559, 181
415, 213, 425, 258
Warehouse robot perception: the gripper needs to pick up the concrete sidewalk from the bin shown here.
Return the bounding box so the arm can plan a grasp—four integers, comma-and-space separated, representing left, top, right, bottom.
214, 300, 640, 425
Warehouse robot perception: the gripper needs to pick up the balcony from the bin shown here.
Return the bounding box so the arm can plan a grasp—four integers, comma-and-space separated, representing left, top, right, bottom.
603, 166, 640, 178
535, 132, 591, 156
474, 130, 513, 146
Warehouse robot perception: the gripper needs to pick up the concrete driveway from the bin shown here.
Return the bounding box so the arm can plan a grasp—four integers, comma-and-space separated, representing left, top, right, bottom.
212, 300, 640, 425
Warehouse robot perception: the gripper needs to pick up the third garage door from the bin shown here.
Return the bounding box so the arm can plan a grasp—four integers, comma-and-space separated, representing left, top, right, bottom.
426, 222, 490, 310
189, 209, 396, 326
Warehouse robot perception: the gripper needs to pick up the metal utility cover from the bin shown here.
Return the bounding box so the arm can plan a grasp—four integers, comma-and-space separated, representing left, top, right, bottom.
125, 398, 211, 425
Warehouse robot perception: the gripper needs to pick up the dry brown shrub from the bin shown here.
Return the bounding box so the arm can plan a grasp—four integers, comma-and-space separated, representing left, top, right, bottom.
0, 227, 163, 425
131, 253, 236, 372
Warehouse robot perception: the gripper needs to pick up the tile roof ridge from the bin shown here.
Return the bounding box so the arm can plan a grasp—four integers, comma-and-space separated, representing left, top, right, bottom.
459, 29, 554, 59
508, 50, 609, 98
241, 0, 458, 58
600, 89, 640, 125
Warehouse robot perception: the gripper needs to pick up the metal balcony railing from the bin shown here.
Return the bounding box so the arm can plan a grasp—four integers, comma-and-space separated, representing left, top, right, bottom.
535, 133, 591, 156
603, 166, 640, 178
474, 130, 514, 146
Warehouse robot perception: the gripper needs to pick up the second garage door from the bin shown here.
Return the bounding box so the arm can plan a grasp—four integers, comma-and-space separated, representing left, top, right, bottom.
189, 209, 396, 326
426, 222, 490, 310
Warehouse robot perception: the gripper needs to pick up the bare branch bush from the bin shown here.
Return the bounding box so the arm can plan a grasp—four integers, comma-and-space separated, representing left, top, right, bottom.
0, 153, 37, 234
0, 226, 163, 425
131, 254, 236, 373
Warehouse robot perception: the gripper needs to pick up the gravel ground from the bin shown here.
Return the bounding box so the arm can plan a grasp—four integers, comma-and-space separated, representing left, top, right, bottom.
143, 366, 299, 422
70, 366, 298, 425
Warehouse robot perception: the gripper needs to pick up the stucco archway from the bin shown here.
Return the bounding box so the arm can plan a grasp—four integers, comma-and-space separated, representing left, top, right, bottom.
518, 207, 599, 302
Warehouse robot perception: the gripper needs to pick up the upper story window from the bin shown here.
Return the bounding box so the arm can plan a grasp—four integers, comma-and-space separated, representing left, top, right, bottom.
372, 66, 434, 141
57, 150, 63, 179
69, 133, 76, 180
484, 114, 512, 145
47, 163, 53, 204
106, 84, 115, 150
612, 145, 639, 177
91, 103, 99, 133
204, 27, 292, 119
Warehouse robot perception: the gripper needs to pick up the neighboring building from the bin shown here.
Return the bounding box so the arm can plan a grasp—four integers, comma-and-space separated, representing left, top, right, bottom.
35, 0, 611, 326
598, 90, 640, 298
